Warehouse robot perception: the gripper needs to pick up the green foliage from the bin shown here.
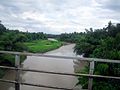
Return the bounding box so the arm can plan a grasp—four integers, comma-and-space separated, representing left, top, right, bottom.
74, 22, 120, 90
0, 21, 47, 78
24, 40, 62, 53
93, 81, 116, 90
76, 65, 89, 88
74, 42, 95, 57
58, 32, 84, 43
95, 63, 109, 75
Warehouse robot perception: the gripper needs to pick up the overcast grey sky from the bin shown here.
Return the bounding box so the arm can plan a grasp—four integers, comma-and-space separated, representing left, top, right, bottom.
0, 0, 120, 34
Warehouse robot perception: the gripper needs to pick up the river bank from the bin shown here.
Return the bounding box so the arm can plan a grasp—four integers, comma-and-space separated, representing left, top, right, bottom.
0, 40, 62, 78
0, 44, 85, 90
24, 40, 62, 53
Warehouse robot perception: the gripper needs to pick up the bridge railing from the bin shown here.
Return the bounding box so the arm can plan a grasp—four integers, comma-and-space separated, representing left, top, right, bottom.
0, 51, 120, 90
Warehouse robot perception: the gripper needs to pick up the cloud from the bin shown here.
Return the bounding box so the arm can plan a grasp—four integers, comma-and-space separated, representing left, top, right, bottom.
95, 0, 120, 12
0, 0, 120, 34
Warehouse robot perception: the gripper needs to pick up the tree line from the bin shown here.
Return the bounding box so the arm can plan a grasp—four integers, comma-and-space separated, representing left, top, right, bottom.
74, 21, 120, 90
0, 22, 47, 77
0, 20, 120, 89
58, 32, 85, 43
0, 22, 47, 51
57, 21, 120, 90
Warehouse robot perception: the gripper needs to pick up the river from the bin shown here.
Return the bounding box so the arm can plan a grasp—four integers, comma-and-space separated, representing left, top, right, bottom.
0, 44, 85, 90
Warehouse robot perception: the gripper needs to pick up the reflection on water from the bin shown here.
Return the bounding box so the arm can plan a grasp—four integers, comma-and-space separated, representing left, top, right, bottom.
0, 44, 85, 90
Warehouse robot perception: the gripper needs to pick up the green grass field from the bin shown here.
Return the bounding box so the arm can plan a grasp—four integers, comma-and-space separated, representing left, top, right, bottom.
24, 40, 62, 53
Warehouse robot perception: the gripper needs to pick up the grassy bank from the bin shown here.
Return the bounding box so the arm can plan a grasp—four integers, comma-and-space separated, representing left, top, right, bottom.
0, 40, 62, 78
24, 40, 62, 53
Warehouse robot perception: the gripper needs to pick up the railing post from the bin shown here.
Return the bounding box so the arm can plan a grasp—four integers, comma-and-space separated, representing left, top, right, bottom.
88, 61, 94, 90
15, 54, 20, 90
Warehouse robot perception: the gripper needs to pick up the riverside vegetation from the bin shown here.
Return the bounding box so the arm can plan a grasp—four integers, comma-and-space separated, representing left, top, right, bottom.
0, 21, 62, 78
0, 20, 120, 90
24, 40, 62, 53
59, 21, 120, 90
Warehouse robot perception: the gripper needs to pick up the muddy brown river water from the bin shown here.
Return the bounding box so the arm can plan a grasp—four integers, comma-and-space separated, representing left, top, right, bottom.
0, 44, 84, 90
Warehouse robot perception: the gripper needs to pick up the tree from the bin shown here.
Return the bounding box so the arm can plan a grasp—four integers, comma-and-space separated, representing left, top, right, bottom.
74, 22, 120, 90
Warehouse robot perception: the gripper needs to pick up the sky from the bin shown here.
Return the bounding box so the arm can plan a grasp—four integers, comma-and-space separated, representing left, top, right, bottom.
0, 0, 120, 34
